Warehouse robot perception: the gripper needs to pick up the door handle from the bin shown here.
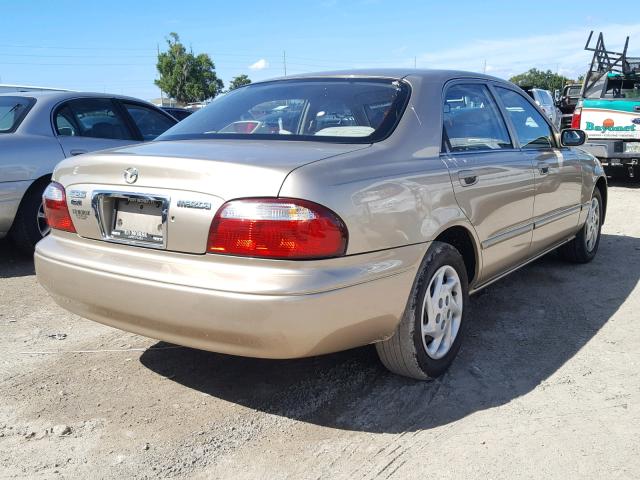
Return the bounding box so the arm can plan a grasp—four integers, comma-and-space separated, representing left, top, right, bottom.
458, 170, 478, 187
538, 162, 550, 175
70, 149, 88, 156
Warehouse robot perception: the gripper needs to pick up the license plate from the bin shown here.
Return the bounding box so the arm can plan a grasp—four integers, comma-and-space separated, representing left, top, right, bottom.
111, 198, 164, 245
624, 142, 640, 154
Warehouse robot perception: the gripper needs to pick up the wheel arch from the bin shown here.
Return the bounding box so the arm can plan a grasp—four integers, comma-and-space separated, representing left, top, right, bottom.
8, 174, 52, 232
433, 224, 480, 286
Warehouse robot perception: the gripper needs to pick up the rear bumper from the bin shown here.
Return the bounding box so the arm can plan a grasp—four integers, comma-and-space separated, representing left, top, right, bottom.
581, 140, 640, 162
35, 233, 425, 358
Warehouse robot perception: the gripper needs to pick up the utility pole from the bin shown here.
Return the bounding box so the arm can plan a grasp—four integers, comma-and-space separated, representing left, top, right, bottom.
482, 59, 487, 74
283, 50, 287, 77
157, 43, 164, 106
414, 56, 417, 69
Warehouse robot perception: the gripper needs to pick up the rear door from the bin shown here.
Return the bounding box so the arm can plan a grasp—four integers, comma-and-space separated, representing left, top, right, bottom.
441, 81, 535, 283
494, 86, 582, 255
53, 98, 139, 157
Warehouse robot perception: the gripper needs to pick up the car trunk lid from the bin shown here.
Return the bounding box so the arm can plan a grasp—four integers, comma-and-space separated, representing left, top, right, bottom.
53, 139, 369, 254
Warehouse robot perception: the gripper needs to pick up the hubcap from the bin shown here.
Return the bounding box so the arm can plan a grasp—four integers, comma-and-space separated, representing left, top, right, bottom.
585, 197, 600, 252
420, 265, 463, 360
37, 201, 50, 238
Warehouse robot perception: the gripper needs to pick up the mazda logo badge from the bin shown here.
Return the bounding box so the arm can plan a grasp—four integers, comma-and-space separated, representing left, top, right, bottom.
123, 167, 139, 184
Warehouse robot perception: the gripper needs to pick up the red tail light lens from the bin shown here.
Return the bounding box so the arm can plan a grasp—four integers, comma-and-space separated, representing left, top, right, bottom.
207, 198, 348, 259
571, 107, 582, 129
43, 182, 76, 233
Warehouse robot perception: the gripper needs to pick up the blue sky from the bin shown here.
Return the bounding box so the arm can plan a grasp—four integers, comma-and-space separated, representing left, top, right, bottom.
2, 0, 639, 100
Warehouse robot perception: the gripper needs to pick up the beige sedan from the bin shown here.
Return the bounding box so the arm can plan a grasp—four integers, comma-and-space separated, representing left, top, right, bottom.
35, 70, 607, 380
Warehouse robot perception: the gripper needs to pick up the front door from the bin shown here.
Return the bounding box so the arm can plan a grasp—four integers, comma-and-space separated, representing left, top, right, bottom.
441, 82, 536, 283
494, 87, 582, 255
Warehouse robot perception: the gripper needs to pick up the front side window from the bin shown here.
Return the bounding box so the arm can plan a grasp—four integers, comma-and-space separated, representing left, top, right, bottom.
0, 96, 35, 133
55, 98, 133, 140
157, 78, 410, 143
495, 87, 555, 149
122, 103, 175, 141
443, 84, 512, 152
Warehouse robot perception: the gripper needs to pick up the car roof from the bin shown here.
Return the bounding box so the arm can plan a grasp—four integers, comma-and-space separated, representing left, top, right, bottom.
254, 68, 508, 85
0, 90, 153, 104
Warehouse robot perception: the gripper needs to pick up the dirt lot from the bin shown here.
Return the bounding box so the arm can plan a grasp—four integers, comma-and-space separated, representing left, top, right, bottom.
1, 184, 639, 479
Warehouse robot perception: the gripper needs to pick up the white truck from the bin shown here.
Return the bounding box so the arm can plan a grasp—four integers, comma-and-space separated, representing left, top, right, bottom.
575, 32, 640, 179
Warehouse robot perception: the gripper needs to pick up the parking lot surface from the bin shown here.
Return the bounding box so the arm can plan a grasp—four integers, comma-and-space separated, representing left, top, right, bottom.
1, 184, 639, 479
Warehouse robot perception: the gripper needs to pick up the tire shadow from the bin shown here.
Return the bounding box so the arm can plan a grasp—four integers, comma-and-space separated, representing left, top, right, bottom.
140, 233, 640, 433
0, 240, 35, 278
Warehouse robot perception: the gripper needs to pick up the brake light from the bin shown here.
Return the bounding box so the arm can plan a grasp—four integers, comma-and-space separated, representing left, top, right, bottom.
42, 182, 76, 233
207, 198, 348, 259
571, 107, 582, 129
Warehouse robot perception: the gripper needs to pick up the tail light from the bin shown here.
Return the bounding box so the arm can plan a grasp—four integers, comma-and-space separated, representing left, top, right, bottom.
43, 182, 76, 233
571, 105, 582, 129
207, 198, 348, 259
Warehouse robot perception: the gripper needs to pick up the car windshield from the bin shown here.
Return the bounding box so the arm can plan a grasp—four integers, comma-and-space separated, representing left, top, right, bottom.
0, 96, 34, 133
157, 78, 410, 143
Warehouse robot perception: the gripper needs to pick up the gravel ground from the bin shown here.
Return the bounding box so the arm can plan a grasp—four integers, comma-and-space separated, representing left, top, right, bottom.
1, 184, 639, 479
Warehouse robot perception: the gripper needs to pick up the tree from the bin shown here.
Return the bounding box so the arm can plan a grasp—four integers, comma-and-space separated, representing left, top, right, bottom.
155, 33, 224, 104
509, 68, 573, 92
228, 74, 251, 91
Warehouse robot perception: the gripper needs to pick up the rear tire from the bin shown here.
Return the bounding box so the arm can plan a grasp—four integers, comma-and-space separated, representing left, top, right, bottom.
559, 188, 602, 263
9, 180, 50, 255
376, 241, 469, 380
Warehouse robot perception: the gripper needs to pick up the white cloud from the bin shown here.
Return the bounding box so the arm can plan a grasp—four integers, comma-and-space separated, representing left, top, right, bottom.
417, 23, 640, 79
249, 58, 269, 70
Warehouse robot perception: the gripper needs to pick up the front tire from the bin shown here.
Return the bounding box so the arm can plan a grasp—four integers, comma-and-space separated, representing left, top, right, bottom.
9, 181, 50, 255
559, 188, 602, 263
376, 241, 469, 380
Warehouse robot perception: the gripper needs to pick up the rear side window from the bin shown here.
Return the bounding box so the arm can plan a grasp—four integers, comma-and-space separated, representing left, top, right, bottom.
495, 87, 555, 149
122, 103, 176, 141
0, 96, 35, 133
54, 98, 133, 140
443, 84, 512, 152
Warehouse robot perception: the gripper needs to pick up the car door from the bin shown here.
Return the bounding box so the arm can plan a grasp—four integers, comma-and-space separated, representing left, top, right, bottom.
441, 82, 536, 283
53, 98, 139, 157
118, 101, 177, 141
494, 86, 582, 255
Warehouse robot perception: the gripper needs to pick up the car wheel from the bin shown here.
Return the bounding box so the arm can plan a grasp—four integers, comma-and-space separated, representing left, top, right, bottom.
376, 241, 469, 380
559, 188, 603, 263
9, 180, 50, 255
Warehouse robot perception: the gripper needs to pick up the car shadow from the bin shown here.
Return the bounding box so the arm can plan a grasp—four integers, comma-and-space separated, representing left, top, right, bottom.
0, 240, 35, 278
140, 233, 640, 433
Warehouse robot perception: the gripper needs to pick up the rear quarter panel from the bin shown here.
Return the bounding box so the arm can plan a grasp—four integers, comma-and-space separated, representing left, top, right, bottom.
0, 134, 65, 234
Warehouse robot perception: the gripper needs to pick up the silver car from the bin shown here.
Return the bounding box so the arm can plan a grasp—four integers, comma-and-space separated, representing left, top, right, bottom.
35, 70, 607, 380
526, 87, 562, 130
0, 92, 177, 252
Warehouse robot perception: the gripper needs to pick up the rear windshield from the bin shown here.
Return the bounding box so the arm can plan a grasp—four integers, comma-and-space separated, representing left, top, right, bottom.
603, 78, 640, 99
157, 78, 410, 143
567, 85, 581, 96
0, 96, 35, 133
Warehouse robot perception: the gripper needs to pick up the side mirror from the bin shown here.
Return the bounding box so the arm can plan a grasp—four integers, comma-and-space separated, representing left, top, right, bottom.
561, 128, 586, 147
